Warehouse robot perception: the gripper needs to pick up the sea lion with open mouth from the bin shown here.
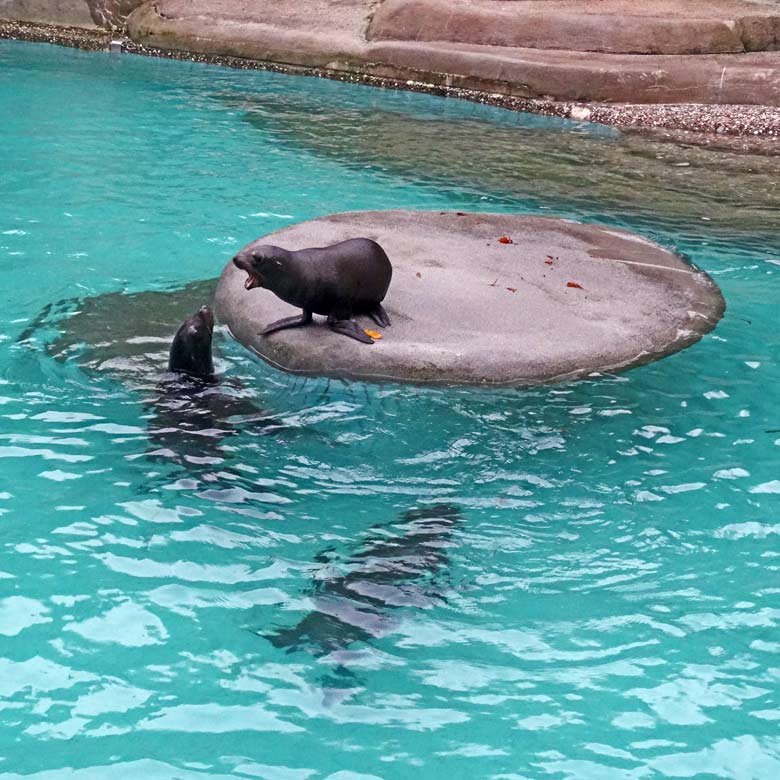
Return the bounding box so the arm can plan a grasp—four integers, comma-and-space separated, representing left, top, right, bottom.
232, 237, 392, 344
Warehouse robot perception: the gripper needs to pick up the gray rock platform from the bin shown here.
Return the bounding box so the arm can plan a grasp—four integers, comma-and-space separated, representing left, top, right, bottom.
215, 210, 725, 387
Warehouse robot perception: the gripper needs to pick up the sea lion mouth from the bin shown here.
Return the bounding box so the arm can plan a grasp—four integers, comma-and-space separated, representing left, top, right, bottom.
244, 273, 262, 291
233, 255, 263, 291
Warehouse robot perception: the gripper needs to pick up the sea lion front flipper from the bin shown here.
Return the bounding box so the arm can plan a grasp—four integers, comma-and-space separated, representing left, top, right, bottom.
260, 310, 312, 337
368, 304, 391, 328
328, 318, 374, 344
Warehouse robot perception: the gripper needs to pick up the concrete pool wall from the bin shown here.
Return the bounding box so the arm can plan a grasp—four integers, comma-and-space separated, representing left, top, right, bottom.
3, 1, 780, 142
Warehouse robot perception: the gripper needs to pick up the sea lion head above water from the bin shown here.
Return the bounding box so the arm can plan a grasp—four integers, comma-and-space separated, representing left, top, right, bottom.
168, 305, 215, 379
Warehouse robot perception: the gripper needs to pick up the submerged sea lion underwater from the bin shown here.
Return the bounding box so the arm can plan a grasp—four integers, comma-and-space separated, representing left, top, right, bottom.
232, 237, 392, 344
265, 504, 464, 657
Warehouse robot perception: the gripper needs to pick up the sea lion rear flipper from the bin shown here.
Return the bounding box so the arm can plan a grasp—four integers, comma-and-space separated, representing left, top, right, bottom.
260, 310, 312, 337
368, 304, 391, 328
328, 318, 374, 344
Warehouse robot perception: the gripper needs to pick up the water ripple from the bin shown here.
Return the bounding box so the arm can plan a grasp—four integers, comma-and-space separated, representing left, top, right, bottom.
1, 38, 779, 780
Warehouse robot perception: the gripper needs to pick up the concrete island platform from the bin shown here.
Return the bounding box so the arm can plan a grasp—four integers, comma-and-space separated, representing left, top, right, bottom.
215, 211, 725, 387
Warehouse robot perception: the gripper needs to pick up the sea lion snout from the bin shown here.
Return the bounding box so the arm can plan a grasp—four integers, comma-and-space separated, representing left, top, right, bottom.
196, 305, 215, 332
233, 251, 265, 290
232, 253, 253, 274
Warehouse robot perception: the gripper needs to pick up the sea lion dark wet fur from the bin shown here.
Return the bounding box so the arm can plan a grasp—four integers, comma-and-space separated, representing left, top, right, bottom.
167, 305, 215, 379
232, 237, 392, 344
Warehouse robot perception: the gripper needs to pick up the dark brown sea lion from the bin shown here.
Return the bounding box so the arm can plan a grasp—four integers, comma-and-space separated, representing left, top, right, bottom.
232, 237, 392, 344
155, 305, 281, 467
167, 305, 215, 380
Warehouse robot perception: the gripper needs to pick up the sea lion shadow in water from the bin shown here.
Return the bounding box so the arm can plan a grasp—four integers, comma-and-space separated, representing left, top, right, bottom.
232, 237, 392, 345
264, 503, 463, 659
16, 279, 218, 367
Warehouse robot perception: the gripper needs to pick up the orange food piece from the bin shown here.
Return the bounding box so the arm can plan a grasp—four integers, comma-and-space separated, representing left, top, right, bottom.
363, 329, 382, 339
567, 281, 584, 289
498, 236, 513, 244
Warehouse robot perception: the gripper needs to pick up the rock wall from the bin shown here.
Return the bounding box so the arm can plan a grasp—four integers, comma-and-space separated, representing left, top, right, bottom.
368, 0, 780, 55
0, 0, 144, 29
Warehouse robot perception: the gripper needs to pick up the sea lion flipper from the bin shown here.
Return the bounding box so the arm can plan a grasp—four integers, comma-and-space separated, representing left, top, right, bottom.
368, 304, 391, 328
260, 310, 313, 337
328, 319, 374, 344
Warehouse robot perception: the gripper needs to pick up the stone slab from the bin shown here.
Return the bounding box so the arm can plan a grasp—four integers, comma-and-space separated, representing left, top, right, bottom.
214, 210, 724, 387
368, 0, 780, 55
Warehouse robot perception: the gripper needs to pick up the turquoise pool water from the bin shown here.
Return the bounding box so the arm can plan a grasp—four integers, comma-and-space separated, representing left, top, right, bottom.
1, 40, 779, 780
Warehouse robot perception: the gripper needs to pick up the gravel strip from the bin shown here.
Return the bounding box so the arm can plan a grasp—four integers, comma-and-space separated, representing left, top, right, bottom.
0, 20, 111, 51
3, 19, 779, 152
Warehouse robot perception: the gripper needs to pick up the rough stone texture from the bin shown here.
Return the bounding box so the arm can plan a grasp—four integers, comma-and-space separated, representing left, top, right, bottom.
5, 25, 780, 151
215, 211, 724, 387
0, 0, 142, 28
7, 19, 780, 147
0, 19, 112, 48
0, 0, 96, 27
125, 1, 368, 68
368, 0, 780, 55
365, 41, 780, 105
89, 0, 143, 29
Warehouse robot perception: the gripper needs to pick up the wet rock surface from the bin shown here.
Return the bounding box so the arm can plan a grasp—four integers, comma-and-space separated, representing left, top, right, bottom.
215, 210, 725, 387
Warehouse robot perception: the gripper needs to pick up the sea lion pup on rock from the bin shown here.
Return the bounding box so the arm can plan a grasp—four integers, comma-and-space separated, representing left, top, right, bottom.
232, 237, 392, 344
